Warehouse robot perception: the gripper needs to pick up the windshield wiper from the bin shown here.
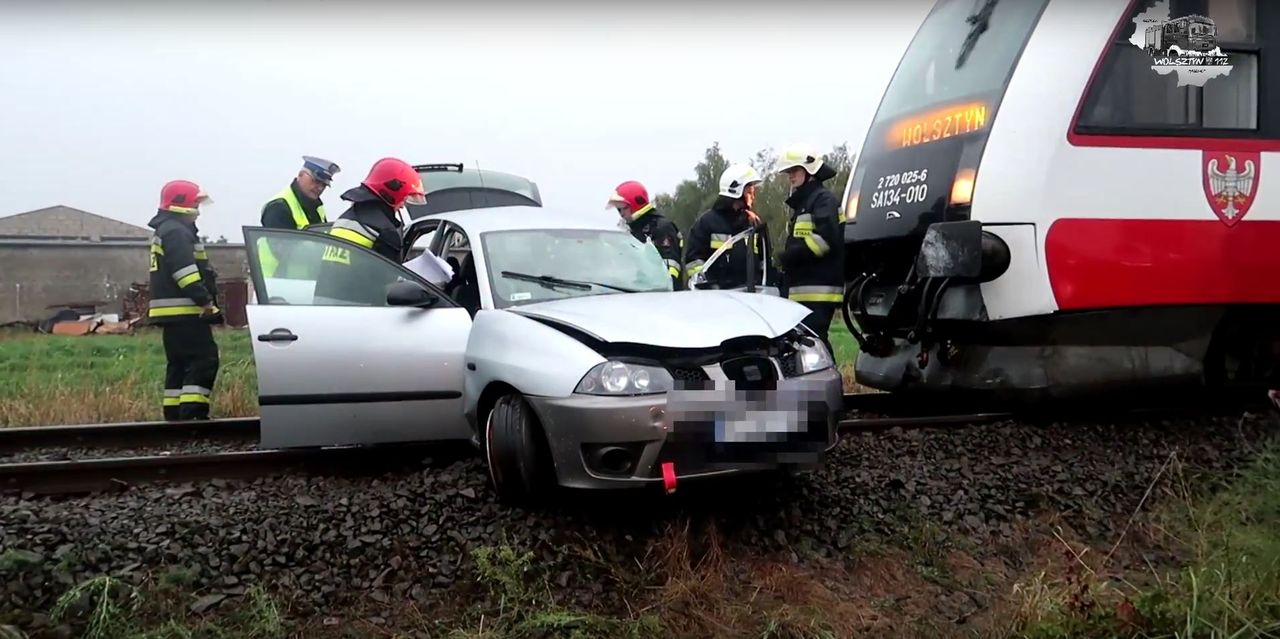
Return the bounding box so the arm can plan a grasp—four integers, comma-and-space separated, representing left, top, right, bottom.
499, 271, 638, 293
956, 0, 997, 69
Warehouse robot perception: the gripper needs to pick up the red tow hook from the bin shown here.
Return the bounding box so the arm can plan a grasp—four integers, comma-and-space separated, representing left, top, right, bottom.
661, 462, 677, 494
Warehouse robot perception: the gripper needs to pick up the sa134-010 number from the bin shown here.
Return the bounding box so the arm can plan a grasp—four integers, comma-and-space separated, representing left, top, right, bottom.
870, 168, 929, 210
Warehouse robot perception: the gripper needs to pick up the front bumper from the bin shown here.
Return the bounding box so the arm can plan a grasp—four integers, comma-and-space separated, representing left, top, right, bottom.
525, 367, 844, 490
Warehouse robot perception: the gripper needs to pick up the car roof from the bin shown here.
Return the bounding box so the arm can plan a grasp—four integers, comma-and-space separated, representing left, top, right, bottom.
426, 205, 625, 236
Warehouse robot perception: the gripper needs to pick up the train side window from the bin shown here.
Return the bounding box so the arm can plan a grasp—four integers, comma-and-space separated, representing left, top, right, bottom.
1209, 0, 1256, 42
1076, 0, 1267, 135
1080, 48, 1258, 130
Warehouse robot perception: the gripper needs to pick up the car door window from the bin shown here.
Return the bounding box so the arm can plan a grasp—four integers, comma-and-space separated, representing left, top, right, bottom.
404, 220, 441, 260
441, 225, 470, 259
246, 228, 443, 307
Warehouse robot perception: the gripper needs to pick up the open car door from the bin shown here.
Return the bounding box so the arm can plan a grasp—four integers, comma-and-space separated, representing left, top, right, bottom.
241, 226, 473, 449
687, 226, 781, 296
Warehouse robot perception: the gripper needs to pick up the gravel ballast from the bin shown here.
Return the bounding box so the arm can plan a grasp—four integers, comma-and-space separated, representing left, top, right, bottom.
2, 409, 1277, 632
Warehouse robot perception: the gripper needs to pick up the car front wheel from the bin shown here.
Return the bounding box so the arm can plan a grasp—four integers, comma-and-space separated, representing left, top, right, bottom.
485, 393, 555, 505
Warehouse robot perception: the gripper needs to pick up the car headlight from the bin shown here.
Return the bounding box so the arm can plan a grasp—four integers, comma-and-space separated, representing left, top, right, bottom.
575, 361, 673, 396
795, 335, 834, 374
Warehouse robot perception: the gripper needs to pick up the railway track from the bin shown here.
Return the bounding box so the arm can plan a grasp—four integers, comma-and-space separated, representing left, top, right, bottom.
0, 391, 1267, 496
0, 416, 260, 450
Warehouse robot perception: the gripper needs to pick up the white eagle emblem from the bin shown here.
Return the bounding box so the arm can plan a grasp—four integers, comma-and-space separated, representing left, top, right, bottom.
1207, 154, 1256, 220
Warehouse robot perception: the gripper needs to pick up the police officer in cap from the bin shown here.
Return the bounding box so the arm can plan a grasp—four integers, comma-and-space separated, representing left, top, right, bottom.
259, 156, 341, 277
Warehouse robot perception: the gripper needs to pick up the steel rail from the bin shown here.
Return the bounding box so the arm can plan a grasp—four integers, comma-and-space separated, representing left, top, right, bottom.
838, 411, 1012, 434
0, 388, 1267, 497
0, 417, 260, 451
0, 442, 446, 496
1, 397, 1267, 496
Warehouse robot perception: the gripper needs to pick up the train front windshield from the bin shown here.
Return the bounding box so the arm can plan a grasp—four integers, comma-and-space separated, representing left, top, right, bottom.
846, 0, 1050, 242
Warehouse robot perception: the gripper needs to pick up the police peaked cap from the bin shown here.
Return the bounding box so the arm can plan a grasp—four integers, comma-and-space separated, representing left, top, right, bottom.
301, 156, 341, 183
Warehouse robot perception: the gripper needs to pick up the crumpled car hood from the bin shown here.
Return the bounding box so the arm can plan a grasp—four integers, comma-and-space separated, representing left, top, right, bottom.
506, 291, 812, 349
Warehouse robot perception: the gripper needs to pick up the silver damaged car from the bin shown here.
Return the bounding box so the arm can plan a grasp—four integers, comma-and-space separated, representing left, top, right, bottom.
240, 165, 845, 504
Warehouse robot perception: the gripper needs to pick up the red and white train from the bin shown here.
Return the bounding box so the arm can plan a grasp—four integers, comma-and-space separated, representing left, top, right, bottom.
840, 0, 1280, 399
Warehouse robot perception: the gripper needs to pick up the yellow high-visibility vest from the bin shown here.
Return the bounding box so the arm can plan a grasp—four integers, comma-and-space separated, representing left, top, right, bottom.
259, 187, 327, 277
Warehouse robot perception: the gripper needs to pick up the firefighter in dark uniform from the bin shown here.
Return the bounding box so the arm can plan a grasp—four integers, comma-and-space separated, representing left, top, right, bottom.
776, 144, 845, 356
313, 157, 427, 305
606, 180, 685, 289
258, 156, 341, 278
147, 180, 221, 421
684, 163, 767, 290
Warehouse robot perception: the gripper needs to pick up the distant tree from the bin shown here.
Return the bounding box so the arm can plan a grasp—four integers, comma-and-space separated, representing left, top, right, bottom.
749, 147, 777, 176
822, 143, 856, 211
654, 142, 730, 233
215, 235, 229, 244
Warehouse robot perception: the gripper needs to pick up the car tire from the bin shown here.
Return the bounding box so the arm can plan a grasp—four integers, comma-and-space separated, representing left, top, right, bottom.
485, 393, 555, 506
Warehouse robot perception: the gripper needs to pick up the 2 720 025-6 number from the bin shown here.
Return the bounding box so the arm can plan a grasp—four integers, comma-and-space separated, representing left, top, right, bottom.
875, 169, 928, 190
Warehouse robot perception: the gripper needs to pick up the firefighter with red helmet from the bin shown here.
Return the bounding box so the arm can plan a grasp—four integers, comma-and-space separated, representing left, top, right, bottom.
607, 180, 684, 289
314, 157, 427, 304
147, 180, 221, 421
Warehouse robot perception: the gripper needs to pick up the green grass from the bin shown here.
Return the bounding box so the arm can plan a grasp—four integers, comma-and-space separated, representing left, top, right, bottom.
39, 575, 285, 639
0, 326, 256, 426
1010, 445, 1280, 638
827, 320, 860, 390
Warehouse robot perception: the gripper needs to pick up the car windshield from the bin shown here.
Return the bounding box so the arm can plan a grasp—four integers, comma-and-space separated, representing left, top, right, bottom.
481, 228, 672, 308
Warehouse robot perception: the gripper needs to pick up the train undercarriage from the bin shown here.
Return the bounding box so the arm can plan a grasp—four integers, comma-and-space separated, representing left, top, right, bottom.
841, 221, 1280, 403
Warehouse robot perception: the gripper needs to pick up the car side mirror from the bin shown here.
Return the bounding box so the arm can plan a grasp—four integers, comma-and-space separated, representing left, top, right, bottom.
387, 280, 439, 308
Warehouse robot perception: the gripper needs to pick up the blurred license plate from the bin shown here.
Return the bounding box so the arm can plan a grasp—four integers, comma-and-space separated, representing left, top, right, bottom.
714, 410, 803, 443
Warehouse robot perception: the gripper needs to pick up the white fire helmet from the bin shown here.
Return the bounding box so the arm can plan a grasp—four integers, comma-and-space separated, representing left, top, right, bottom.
718, 163, 763, 199
776, 143, 825, 176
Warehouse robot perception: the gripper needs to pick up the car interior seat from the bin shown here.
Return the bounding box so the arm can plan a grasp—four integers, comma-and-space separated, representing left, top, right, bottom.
451, 252, 481, 317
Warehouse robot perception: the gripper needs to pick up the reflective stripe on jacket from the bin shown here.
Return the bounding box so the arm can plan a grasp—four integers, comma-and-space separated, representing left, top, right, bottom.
146, 209, 218, 324
780, 180, 845, 303
683, 200, 766, 290
313, 185, 405, 305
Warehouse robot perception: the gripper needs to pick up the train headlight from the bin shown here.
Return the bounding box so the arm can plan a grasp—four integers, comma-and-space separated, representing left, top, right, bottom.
844, 190, 859, 222
950, 168, 976, 207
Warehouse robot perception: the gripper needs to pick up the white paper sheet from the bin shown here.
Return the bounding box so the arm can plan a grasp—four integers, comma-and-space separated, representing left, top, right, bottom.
402, 252, 454, 287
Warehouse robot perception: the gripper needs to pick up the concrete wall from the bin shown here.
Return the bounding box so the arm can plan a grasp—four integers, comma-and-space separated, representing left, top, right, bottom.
0, 241, 248, 324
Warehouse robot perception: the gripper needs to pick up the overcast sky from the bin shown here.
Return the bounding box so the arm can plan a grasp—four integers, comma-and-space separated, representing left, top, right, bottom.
0, 0, 932, 241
